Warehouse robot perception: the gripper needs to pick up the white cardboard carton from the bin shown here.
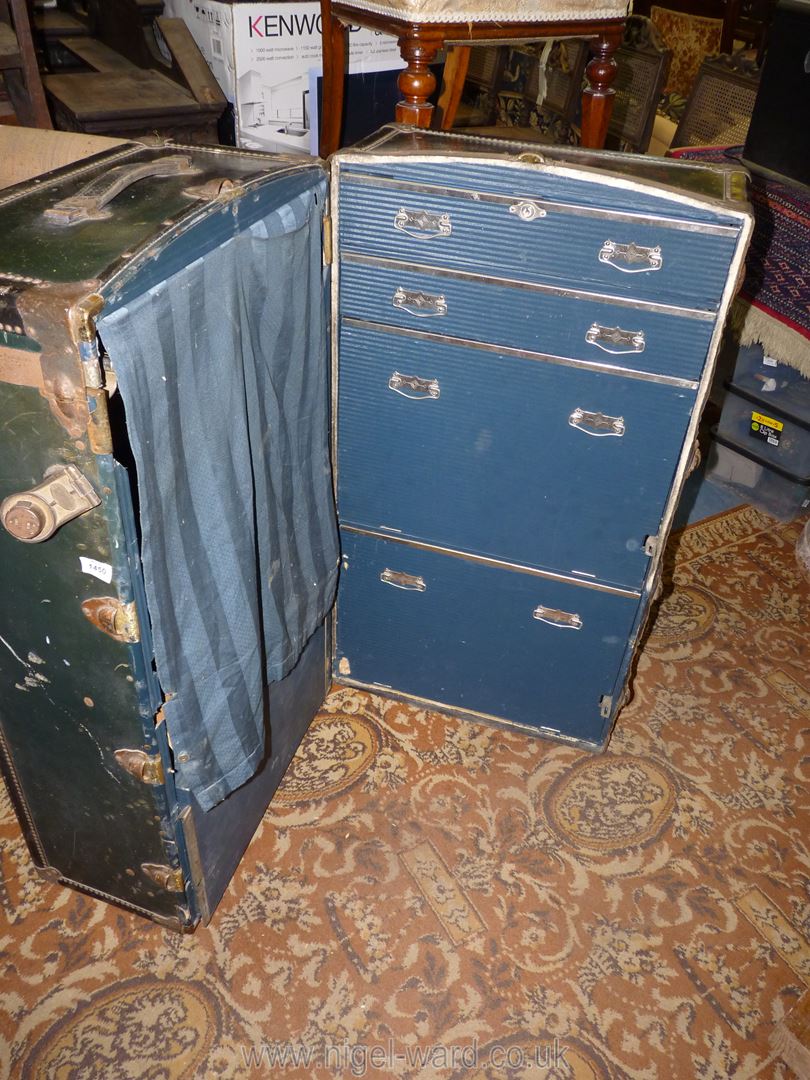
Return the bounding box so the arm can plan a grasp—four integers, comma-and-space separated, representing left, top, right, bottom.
164, 0, 403, 154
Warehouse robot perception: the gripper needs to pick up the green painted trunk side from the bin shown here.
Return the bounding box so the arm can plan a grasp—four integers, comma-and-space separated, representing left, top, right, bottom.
0, 382, 183, 921
0, 142, 330, 927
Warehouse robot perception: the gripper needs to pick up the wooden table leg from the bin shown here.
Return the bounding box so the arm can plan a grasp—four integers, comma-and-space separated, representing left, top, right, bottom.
319, 0, 347, 157
396, 28, 443, 128
6, 0, 52, 129
581, 28, 621, 149
434, 44, 471, 130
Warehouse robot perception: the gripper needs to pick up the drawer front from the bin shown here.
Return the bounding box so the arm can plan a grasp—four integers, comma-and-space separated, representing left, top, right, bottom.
336, 531, 642, 745
346, 160, 741, 224
338, 181, 738, 309
337, 325, 696, 589
340, 260, 715, 383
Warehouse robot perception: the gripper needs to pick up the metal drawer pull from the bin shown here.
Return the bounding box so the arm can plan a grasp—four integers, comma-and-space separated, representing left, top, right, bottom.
585, 323, 646, 355
533, 605, 583, 630
392, 287, 448, 318
598, 239, 663, 273
388, 371, 441, 400
569, 407, 625, 438
508, 200, 547, 222
394, 207, 452, 239
380, 569, 426, 592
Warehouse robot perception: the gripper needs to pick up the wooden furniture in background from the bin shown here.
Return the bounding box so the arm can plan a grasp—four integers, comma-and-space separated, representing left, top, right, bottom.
471, 39, 589, 136
605, 15, 671, 153
33, 5, 90, 70
441, 18, 668, 156
44, 14, 226, 142
0, 0, 51, 127
733, 0, 777, 60
633, 0, 740, 97
670, 52, 759, 149
319, 0, 626, 155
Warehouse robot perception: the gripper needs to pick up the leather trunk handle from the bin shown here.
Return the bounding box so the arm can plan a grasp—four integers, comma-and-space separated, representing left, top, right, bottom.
44, 155, 196, 225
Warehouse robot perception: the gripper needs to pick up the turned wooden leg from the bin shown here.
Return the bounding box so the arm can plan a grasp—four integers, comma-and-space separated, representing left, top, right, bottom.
435, 44, 471, 130
319, 0, 347, 157
581, 28, 622, 149
396, 30, 443, 128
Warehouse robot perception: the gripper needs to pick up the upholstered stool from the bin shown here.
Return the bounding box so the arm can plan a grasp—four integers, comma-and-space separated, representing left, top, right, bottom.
319, 0, 627, 155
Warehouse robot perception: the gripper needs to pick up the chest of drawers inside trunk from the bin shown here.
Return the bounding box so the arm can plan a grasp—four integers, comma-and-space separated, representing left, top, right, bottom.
331, 129, 752, 747
0, 126, 751, 930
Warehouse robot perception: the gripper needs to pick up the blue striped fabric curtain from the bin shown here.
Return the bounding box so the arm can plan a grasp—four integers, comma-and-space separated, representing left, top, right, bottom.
99, 179, 338, 811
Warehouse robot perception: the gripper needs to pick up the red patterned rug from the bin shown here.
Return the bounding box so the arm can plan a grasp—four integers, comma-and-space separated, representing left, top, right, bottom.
671, 146, 810, 376
1, 504, 809, 1078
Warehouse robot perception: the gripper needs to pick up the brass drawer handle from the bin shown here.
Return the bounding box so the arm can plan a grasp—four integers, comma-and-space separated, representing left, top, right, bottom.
388, 371, 441, 400
380, 569, 426, 592
533, 605, 583, 630
508, 200, 547, 222
392, 287, 448, 318
598, 239, 663, 274
569, 407, 625, 438
585, 323, 646, 355
394, 207, 452, 239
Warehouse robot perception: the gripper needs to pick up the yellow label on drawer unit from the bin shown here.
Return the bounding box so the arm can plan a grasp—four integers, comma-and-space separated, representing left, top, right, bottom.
750, 410, 784, 446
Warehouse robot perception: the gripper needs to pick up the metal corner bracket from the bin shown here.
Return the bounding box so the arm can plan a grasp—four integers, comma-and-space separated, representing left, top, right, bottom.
114, 748, 165, 786
141, 863, 186, 893
81, 597, 140, 644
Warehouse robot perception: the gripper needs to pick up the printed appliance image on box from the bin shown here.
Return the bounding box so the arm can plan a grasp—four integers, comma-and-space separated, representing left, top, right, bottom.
164, 0, 403, 153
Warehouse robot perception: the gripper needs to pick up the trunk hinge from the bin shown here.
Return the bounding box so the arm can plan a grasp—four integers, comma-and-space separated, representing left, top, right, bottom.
141, 863, 185, 892
73, 295, 106, 402
81, 596, 140, 643
323, 215, 333, 265
643, 535, 659, 558
599, 695, 613, 719
114, 748, 165, 785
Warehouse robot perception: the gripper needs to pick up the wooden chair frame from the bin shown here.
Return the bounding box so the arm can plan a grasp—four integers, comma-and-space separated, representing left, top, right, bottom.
319, 0, 625, 155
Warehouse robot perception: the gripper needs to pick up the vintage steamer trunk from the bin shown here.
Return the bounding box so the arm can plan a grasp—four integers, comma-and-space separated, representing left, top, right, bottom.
0, 127, 751, 928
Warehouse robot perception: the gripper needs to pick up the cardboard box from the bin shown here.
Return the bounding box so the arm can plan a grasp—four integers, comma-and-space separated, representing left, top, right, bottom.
163, 0, 403, 154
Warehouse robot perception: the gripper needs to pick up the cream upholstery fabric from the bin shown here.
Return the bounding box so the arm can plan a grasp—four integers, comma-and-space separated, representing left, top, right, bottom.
336, 0, 627, 22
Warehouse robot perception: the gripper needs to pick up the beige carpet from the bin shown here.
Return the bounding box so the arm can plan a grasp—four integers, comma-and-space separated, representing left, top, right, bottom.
1, 504, 809, 1078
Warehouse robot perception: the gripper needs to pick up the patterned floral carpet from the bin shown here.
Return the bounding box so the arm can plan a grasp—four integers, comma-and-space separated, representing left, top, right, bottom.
2, 504, 810, 1079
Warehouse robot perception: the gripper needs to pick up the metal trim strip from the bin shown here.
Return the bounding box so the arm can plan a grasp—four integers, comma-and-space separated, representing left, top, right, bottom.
0, 723, 50, 866
335, 676, 603, 750
341, 252, 717, 321
99, 163, 327, 301
640, 213, 755, 602
52, 874, 193, 931
351, 125, 750, 197
179, 806, 212, 925
341, 525, 643, 598
342, 317, 701, 390
335, 144, 751, 219
340, 171, 741, 236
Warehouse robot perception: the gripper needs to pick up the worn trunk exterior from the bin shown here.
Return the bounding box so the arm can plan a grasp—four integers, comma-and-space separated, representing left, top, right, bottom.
0, 141, 332, 928
0, 127, 752, 928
